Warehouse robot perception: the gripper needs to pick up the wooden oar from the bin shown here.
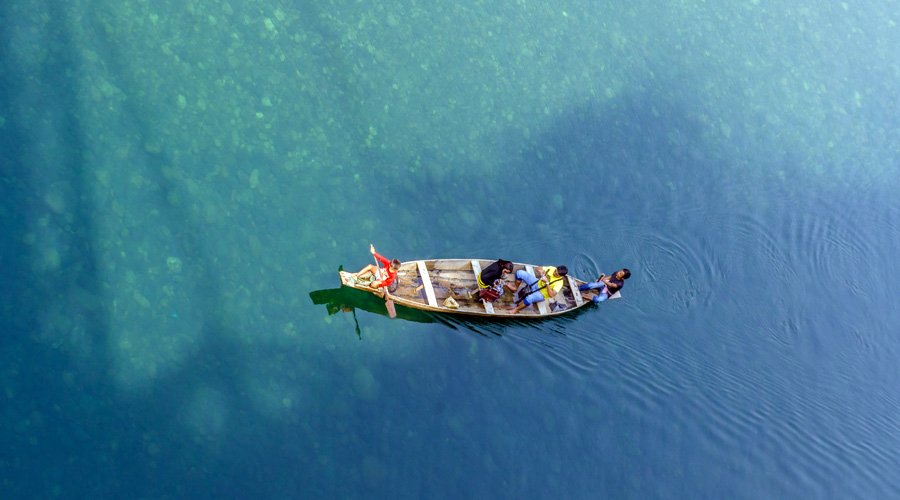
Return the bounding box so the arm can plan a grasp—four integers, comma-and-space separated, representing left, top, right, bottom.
373, 247, 397, 318
383, 289, 397, 319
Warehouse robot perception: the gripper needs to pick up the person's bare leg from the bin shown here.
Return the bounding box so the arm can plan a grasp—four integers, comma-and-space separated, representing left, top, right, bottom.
355, 264, 377, 277
508, 301, 528, 314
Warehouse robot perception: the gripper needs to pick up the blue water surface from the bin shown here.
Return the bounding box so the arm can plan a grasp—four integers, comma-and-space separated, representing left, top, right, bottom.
2, 0, 899, 498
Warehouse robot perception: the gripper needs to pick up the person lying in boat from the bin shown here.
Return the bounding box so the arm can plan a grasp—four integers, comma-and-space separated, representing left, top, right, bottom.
506, 265, 568, 314
352, 244, 401, 290
469, 259, 513, 302
579, 268, 630, 303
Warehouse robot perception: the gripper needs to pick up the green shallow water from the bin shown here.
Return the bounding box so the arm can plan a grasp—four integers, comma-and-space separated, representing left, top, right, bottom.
2, 0, 899, 498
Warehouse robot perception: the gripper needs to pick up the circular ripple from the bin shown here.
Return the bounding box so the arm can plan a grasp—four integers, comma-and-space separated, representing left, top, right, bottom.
777, 195, 886, 302
627, 229, 719, 316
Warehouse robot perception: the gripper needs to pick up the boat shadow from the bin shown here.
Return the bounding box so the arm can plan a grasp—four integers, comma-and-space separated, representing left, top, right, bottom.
309, 286, 436, 323
309, 285, 598, 339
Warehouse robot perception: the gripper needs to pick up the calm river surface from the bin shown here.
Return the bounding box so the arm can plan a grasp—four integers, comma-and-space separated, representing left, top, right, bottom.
2, 0, 899, 498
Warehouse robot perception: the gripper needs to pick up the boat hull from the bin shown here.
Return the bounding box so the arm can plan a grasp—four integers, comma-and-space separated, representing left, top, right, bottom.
340, 258, 592, 318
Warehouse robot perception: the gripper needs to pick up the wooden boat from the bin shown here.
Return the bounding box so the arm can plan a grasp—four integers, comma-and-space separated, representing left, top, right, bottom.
339, 259, 618, 318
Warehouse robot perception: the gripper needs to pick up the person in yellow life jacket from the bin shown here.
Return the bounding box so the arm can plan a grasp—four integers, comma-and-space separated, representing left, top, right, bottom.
505, 265, 568, 314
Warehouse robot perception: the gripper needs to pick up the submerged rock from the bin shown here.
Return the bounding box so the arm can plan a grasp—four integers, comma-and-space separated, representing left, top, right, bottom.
166, 256, 183, 273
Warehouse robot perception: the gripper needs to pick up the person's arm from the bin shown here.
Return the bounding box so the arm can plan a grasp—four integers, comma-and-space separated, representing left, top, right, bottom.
548, 277, 565, 298
369, 244, 390, 266
536, 274, 557, 298
373, 251, 391, 267
372, 270, 397, 289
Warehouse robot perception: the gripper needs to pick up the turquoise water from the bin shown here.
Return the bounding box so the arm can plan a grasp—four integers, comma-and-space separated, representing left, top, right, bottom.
2, 0, 899, 497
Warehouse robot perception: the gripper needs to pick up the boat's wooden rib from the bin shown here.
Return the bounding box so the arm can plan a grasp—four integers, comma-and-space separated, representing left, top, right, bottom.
470, 260, 495, 314
416, 260, 438, 307
339, 258, 597, 319
568, 275, 584, 307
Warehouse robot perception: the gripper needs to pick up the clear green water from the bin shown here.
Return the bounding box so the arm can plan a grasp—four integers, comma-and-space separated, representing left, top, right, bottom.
2, 0, 899, 498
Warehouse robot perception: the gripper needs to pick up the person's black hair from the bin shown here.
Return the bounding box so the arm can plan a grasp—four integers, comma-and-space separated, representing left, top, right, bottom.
621, 268, 631, 279
557, 265, 568, 276
391, 259, 401, 269
499, 259, 513, 272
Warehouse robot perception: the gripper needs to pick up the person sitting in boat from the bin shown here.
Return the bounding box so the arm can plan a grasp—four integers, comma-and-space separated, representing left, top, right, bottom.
352, 244, 401, 290
506, 265, 568, 314
470, 259, 513, 302
579, 268, 630, 303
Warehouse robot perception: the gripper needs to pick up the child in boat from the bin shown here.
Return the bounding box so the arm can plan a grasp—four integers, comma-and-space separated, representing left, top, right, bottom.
352, 244, 400, 289
579, 268, 630, 302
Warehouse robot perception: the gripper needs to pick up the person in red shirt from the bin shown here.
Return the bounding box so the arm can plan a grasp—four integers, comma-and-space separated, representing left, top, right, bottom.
352, 244, 400, 289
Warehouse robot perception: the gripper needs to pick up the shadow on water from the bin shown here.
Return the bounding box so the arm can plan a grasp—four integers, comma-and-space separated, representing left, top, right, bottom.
2, 4, 327, 497
309, 286, 437, 331
309, 283, 600, 340
0, 3, 115, 495
500, 92, 721, 225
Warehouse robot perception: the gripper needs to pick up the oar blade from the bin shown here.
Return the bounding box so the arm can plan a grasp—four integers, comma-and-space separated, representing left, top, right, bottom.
385, 298, 397, 318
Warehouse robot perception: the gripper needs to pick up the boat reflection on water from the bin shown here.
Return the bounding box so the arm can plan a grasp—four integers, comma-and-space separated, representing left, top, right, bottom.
309, 284, 590, 339
309, 286, 436, 337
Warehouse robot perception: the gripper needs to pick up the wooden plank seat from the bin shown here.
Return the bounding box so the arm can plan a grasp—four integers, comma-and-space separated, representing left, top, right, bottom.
568, 275, 584, 307
416, 260, 438, 307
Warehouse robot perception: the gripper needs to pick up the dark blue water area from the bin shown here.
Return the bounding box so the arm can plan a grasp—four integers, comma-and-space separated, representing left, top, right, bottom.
3, 0, 900, 499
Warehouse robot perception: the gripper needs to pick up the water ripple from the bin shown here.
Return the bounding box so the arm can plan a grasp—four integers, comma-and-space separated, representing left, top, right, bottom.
628, 230, 718, 316
784, 198, 877, 296
730, 212, 799, 281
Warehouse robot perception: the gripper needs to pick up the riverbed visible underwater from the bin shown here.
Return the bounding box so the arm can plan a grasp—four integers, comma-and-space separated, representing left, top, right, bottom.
2, 1, 899, 498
